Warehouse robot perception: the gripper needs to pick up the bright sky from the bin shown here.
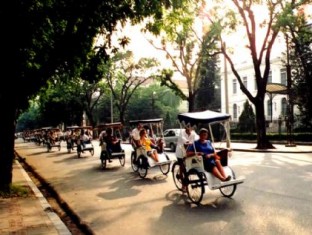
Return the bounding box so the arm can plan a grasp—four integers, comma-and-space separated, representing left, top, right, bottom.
96, 1, 312, 73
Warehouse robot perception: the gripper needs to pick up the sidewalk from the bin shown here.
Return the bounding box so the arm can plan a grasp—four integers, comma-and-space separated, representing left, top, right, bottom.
0, 159, 71, 235
1, 142, 311, 235
230, 142, 312, 153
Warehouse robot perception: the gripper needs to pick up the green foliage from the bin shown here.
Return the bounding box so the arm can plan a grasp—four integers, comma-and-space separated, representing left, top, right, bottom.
102, 51, 162, 123
3, 0, 181, 113
0, 0, 196, 193
16, 101, 43, 132
287, 13, 312, 128
195, 32, 220, 111
145, 0, 219, 111
127, 84, 181, 127
157, 69, 188, 100
36, 79, 85, 127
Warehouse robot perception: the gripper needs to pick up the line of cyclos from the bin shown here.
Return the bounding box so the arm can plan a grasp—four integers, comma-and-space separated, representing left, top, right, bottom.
20, 124, 172, 178
19, 112, 245, 205
21, 127, 94, 157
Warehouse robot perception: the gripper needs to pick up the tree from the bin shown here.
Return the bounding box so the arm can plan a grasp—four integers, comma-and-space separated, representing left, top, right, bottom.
237, 100, 256, 133
0, 0, 184, 191
208, 0, 309, 149
146, 0, 219, 111
16, 101, 43, 132
127, 84, 181, 124
37, 79, 84, 127
104, 51, 161, 124
283, 7, 312, 129
195, 54, 220, 111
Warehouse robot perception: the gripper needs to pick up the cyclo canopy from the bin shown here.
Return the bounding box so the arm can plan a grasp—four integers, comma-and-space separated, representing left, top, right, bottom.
177, 110, 231, 149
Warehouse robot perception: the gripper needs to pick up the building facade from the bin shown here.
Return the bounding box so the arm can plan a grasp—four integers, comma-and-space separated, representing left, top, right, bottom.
220, 49, 295, 132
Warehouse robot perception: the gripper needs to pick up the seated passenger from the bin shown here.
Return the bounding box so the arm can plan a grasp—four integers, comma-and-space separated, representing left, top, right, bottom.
156, 138, 165, 153
102, 128, 122, 162
186, 128, 231, 182
47, 130, 56, 145
139, 129, 158, 162
78, 130, 91, 151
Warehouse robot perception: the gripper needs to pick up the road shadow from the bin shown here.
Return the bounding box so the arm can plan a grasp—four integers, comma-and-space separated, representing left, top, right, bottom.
149, 190, 245, 235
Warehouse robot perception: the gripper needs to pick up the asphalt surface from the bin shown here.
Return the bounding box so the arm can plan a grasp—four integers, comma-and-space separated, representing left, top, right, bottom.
3, 138, 312, 234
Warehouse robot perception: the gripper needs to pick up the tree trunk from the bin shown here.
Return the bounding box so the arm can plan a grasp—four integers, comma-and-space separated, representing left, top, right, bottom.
119, 109, 125, 125
188, 93, 195, 112
254, 98, 275, 149
0, 100, 16, 191
85, 109, 95, 128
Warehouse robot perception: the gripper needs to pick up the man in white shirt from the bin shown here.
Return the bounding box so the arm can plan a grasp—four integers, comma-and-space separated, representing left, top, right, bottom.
131, 122, 143, 147
175, 125, 198, 192
175, 125, 199, 159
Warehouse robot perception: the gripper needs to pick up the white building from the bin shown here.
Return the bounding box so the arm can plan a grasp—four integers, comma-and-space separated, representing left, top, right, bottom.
219, 34, 295, 132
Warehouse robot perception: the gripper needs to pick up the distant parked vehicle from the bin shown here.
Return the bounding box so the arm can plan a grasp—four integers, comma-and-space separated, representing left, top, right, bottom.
163, 129, 181, 152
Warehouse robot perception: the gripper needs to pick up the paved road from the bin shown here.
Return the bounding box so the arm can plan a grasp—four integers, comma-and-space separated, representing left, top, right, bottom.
15, 139, 312, 235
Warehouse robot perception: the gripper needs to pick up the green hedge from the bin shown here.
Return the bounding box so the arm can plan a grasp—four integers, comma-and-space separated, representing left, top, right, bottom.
231, 132, 312, 142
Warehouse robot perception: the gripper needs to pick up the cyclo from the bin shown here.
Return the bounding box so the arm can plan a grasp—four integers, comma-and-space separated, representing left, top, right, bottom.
129, 118, 172, 179
42, 127, 62, 152
172, 110, 245, 204
65, 126, 80, 153
75, 126, 95, 158
97, 122, 126, 169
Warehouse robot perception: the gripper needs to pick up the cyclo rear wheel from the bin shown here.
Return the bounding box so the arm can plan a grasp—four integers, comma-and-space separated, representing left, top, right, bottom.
219, 166, 237, 197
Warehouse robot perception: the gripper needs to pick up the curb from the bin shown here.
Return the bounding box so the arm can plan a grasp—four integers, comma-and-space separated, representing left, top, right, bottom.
15, 153, 95, 235
15, 159, 71, 235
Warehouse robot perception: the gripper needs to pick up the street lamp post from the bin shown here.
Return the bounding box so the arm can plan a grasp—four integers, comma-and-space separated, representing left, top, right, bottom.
285, 34, 296, 147
151, 91, 156, 117
110, 91, 113, 123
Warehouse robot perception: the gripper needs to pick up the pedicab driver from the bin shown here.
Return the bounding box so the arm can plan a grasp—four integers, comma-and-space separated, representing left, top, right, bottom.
175, 125, 199, 191
175, 125, 199, 158
131, 122, 143, 147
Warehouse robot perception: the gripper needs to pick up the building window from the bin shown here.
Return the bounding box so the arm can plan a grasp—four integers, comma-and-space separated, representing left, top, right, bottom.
233, 79, 237, 94
268, 70, 272, 83
281, 98, 287, 116
280, 68, 287, 85
267, 100, 272, 118
233, 104, 238, 119
243, 76, 247, 88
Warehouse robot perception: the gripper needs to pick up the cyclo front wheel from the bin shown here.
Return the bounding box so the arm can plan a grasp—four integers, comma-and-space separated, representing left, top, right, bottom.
119, 153, 126, 167
187, 169, 204, 205
159, 163, 170, 175
137, 155, 148, 178
131, 151, 139, 172
171, 161, 184, 191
